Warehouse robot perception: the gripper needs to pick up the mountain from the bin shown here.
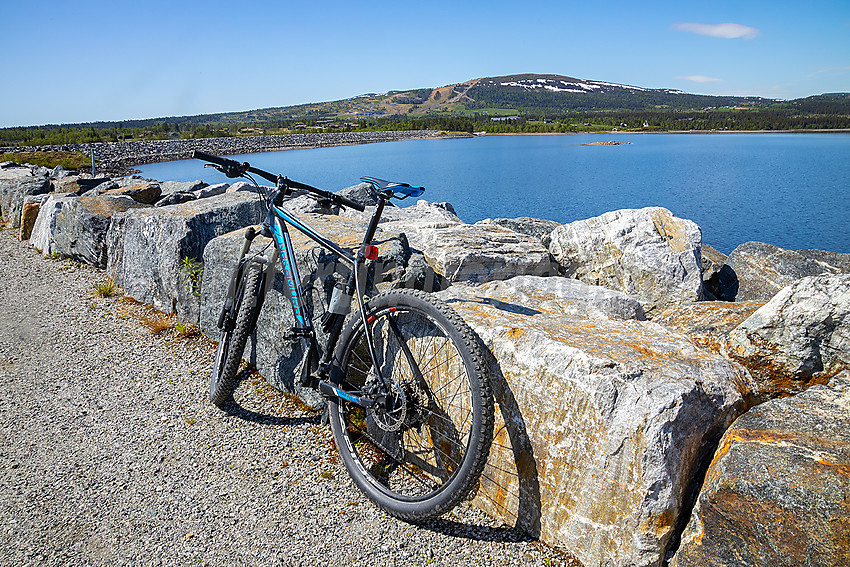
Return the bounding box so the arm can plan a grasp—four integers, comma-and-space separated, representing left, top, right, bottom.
3, 74, 848, 147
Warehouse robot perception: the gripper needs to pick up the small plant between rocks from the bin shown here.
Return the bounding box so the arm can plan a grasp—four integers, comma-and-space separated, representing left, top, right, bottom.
92, 278, 118, 298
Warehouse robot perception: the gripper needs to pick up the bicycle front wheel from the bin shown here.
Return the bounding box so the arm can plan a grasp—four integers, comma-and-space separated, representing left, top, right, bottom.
328, 289, 494, 521
210, 261, 264, 406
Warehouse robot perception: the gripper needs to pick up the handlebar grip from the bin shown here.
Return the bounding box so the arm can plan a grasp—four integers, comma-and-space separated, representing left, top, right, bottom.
191, 150, 238, 168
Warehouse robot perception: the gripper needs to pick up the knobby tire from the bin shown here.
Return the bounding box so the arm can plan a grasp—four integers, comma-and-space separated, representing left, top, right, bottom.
210, 262, 264, 406
328, 289, 494, 521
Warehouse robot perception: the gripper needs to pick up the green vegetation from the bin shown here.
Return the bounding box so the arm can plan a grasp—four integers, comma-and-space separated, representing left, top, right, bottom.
92, 278, 118, 298
1, 77, 847, 148
0, 150, 92, 169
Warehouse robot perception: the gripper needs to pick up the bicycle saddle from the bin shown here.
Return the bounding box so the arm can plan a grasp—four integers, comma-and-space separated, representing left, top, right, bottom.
360, 176, 425, 200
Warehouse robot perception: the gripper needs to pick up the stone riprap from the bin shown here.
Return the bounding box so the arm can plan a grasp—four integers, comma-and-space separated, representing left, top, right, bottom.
11, 156, 850, 567
106, 193, 268, 323
435, 279, 749, 567
545, 207, 704, 313
1, 131, 440, 174
719, 241, 850, 301
672, 371, 850, 567
727, 274, 850, 402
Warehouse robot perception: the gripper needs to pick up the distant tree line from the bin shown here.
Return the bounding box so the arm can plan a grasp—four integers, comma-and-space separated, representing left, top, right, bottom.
2, 92, 848, 148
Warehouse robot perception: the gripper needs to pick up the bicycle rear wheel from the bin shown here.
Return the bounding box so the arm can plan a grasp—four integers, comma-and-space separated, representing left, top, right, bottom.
328, 289, 493, 521
210, 261, 264, 406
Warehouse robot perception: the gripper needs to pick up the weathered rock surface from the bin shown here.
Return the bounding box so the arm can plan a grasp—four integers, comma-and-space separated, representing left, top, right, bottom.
342, 198, 462, 227
29, 194, 77, 255
52, 176, 111, 195
50, 195, 149, 268
19, 197, 46, 241
476, 217, 561, 241
107, 193, 268, 323
546, 207, 704, 313
200, 214, 440, 405
157, 179, 208, 197
727, 274, 850, 402
155, 191, 197, 207
473, 275, 647, 320
102, 181, 162, 205
720, 241, 850, 301
401, 222, 557, 284
672, 371, 850, 567
435, 281, 749, 567
194, 183, 229, 199
0, 174, 51, 228
653, 301, 765, 356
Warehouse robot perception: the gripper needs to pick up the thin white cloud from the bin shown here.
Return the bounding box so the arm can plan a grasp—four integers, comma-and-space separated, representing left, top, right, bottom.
673, 22, 760, 39
677, 75, 722, 83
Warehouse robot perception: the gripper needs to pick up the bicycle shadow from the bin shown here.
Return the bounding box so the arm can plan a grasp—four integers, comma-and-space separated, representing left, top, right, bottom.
218, 368, 321, 427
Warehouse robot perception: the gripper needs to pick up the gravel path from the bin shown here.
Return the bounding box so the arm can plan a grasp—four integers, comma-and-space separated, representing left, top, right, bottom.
0, 229, 575, 567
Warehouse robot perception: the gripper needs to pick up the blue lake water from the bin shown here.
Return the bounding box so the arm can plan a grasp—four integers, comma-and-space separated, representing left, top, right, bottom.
137, 133, 850, 254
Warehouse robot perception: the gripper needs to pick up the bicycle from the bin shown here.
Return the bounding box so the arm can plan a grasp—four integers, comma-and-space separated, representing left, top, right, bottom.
191, 150, 494, 521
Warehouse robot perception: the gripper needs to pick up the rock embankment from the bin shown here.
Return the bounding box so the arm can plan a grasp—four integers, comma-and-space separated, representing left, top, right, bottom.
2, 130, 440, 174
2, 160, 849, 567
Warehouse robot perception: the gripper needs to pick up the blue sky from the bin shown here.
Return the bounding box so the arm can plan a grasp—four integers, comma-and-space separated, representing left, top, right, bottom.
2, 0, 848, 128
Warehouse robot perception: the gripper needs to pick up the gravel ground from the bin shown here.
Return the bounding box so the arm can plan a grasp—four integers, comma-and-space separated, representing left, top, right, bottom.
0, 229, 576, 567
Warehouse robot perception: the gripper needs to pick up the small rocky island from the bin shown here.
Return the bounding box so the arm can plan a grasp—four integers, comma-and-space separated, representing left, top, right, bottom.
581, 140, 633, 146
2, 156, 847, 567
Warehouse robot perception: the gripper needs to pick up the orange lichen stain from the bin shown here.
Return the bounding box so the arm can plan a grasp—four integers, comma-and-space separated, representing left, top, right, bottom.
640, 509, 676, 537
507, 327, 526, 339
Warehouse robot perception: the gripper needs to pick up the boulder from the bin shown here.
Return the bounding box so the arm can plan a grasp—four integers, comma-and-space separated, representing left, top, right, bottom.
335, 181, 382, 207
720, 241, 850, 301
727, 274, 850, 402
29, 194, 77, 255
472, 275, 647, 320
51, 195, 149, 268
19, 200, 42, 241
107, 192, 268, 323
672, 371, 850, 567
102, 181, 162, 205
51, 176, 111, 195
476, 217, 561, 241
400, 222, 557, 284
545, 207, 704, 313
200, 214, 440, 406
225, 181, 264, 194
342, 199, 462, 227
155, 191, 197, 207
156, 179, 208, 197
193, 182, 229, 199
435, 281, 749, 567
0, 174, 51, 228
653, 301, 765, 357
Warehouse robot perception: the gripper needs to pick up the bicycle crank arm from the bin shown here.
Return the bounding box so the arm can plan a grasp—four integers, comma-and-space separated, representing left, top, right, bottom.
318, 380, 376, 408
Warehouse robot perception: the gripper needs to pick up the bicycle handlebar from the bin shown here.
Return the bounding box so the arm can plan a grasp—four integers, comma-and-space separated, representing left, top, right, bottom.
190, 150, 365, 212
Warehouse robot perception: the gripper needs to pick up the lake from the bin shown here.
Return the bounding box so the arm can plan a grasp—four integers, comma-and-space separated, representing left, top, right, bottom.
137, 133, 850, 254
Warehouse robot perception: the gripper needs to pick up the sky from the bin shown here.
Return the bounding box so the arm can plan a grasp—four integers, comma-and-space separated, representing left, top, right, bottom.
2, 0, 848, 128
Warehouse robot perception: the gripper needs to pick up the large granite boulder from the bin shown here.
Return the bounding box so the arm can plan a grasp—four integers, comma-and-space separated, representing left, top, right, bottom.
154, 179, 208, 197
52, 176, 111, 195
475, 217, 561, 241
400, 222, 557, 284
29, 194, 77, 255
342, 198, 462, 227
49, 195, 149, 268
106, 193, 267, 324
720, 241, 850, 301
102, 181, 162, 205
653, 301, 765, 356
200, 214, 440, 406
19, 194, 50, 241
727, 274, 850, 402
545, 207, 704, 313
0, 174, 51, 228
672, 371, 850, 567
699, 244, 729, 300
435, 280, 749, 567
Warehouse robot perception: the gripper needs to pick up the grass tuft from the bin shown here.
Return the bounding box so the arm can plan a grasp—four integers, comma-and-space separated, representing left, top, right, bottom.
92, 278, 118, 298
